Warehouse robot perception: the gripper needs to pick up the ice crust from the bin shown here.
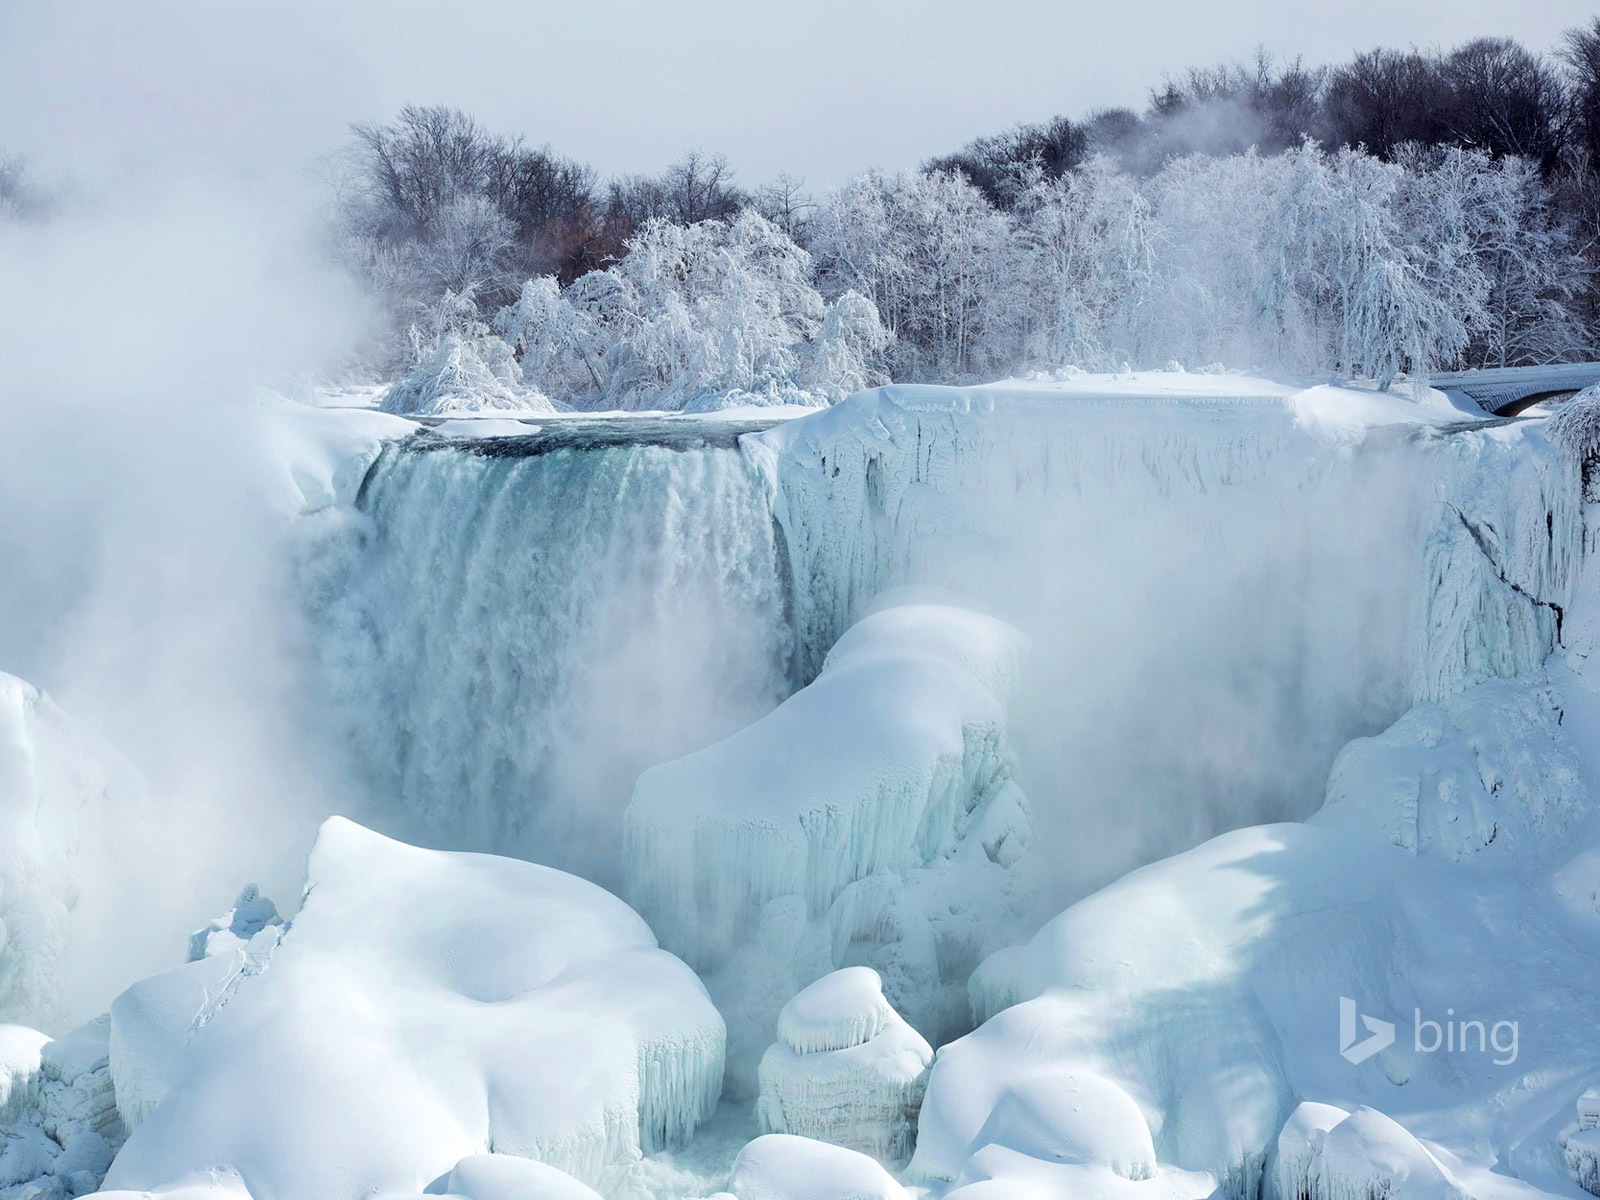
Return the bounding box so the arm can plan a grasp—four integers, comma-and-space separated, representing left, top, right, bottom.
757, 968, 932, 1162
99, 818, 724, 1198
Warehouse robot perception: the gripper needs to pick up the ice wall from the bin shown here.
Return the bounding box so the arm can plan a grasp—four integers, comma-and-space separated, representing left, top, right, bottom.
749, 380, 1580, 887
304, 421, 795, 881
623, 595, 1040, 1090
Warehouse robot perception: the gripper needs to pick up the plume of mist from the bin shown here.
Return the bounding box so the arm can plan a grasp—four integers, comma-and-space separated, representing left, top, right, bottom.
0, 164, 378, 1020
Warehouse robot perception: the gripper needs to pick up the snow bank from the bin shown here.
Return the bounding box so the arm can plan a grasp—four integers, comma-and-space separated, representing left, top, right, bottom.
919, 642, 1600, 1200
726, 1134, 910, 1200
623, 594, 1037, 1088
100, 818, 724, 1198
757, 968, 932, 1162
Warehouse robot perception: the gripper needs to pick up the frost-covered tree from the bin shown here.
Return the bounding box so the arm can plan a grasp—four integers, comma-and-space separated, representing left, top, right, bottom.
800, 290, 892, 402
498, 210, 880, 410
1257, 144, 1469, 389
810, 170, 1010, 381
382, 289, 542, 414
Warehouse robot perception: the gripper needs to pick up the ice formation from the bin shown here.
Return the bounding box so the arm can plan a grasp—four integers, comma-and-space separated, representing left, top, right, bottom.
184, 888, 281, 964
725, 1134, 910, 1200
306, 419, 795, 879
1316, 677, 1583, 859
99, 818, 724, 1198
1269, 1105, 1465, 1200
915, 642, 1600, 1200
756, 968, 931, 1162
623, 593, 1038, 1089
1567, 1087, 1600, 1197
0, 1015, 125, 1198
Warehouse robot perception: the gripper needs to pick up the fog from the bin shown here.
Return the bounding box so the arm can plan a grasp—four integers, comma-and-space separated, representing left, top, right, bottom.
0, 169, 374, 1021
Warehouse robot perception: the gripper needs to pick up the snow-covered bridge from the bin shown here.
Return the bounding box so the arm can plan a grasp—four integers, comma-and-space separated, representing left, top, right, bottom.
1434, 362, 1600, 416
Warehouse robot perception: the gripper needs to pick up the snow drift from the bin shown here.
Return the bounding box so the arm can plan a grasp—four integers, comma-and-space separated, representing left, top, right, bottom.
99, 818, 724, 1198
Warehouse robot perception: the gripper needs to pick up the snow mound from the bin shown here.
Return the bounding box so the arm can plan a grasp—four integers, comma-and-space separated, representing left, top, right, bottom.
917, 645, 1600, 1199
623, 595, 1037, 1090
757, 968, 932, 1163
101, 818, 725, 1198
1276, 1106, 1464, 1200
726, 1134, 910, 1200
776, 967, 897, 1056
439, 1153, 604, 1200
1316, 678, 1583, 860
0, 674, 161, 1033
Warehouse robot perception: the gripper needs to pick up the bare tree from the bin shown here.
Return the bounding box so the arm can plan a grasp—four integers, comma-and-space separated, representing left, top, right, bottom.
1440, 38, 1566, 168
1325, 49, 1451, 158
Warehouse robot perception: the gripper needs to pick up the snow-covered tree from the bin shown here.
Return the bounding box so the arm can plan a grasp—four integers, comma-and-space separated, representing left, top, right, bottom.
800, 290, 892, 402
498, 209, 878, 410
382, 289, 544, 414
810, 170, 1010, 381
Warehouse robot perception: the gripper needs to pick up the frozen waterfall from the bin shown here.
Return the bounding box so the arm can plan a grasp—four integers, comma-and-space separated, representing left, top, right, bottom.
304, 419, 797, 881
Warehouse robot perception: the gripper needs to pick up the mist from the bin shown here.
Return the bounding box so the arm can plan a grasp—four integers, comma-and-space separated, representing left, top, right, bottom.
0, 166, 377, 1023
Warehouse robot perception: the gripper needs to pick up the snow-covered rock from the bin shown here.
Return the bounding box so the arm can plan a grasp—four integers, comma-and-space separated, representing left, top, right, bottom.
757, 968, 932, 1163
623, 593, 1037, 1089
100, 818, 725, 1198
726, 1134, 910, 1200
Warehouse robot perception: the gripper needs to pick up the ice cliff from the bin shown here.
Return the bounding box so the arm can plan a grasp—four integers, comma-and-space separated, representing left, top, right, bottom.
622, 593, 1038, 1091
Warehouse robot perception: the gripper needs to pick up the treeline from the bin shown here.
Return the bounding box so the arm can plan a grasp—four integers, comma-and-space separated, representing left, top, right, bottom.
337, 23, 1600, 410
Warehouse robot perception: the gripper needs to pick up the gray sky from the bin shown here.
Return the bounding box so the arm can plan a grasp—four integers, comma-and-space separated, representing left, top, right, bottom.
3, 0, 1596, 187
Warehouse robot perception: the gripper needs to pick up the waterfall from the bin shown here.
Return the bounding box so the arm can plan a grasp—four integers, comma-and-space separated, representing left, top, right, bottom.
304, 392, 1581, 907
305, 420, 796, 885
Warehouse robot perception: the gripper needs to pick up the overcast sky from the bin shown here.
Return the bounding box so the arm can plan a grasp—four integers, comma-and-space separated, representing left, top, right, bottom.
3, 0, 1596, 188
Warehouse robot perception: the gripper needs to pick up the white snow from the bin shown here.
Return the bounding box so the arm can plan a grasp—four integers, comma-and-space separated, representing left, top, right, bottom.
725, 1134, 910, 1200
914, 629, 1600, 1200
757, 968, 931, 1163
100, 818, 725, 1198
774, 967, 897, 1057
1, 1014, 125, 1197
1282, 1106, 1466, 1200
184, 887, 281, 964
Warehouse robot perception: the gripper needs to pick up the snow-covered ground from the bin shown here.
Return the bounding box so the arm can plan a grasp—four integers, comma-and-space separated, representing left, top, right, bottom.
3, 370, 1599, 1200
